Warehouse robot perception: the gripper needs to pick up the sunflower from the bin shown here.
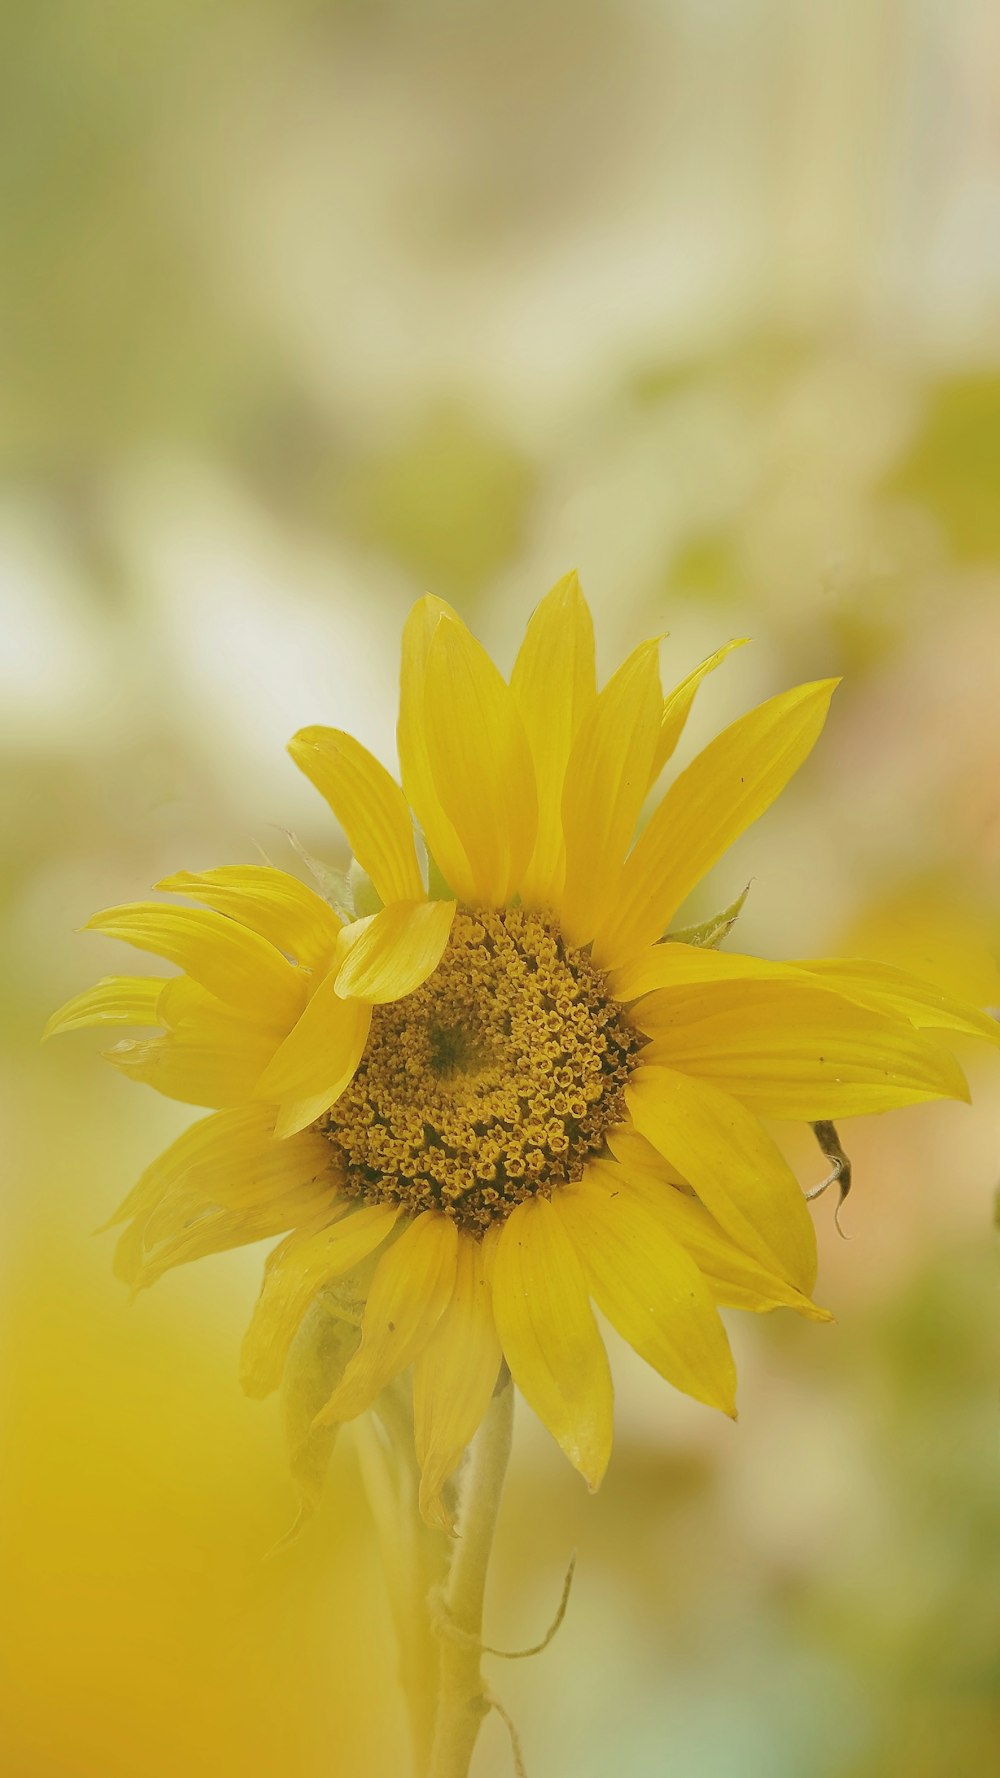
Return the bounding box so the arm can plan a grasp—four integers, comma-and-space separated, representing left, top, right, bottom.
48, 574, 996, 1527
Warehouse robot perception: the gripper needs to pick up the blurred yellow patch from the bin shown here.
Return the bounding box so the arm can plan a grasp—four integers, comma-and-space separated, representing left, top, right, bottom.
0, 1242, 406, 1778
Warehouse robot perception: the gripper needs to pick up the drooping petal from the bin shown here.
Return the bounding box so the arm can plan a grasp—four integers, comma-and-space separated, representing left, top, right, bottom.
84, 902, 307, 1027
627, 1064, 818, 1293
510, 571, 597, 907
334, 899, 456, 1004
648, 638, 749, 786
413, 1234, 502, 1530
254, 971, 372, 1138
607, 1128, 830, 1321
634, 979, 970, 1118
558, 639, 663, 948
287, 727, 426, 906
553, 1165, 737, 1415
99, 977, 289, 1108
796, 957, 1000, 1045
103, 1104, 334, 1230
104, 1020, 282, 1109
594, 678, 840, 968
609, 940, 804, 1002
44, 975, 164, 1039
315, 1212, 459, 1423
153, 973, 289, 1044
116, 1194, 298, 1293
154, 973, 223, 1029
240, 1203, 401, 1397
490, 1196, 613, 1490
112, 1106, 332, 1290
398, 597, 473, 902
157, 865, 343, 970
417, 600, 538, 904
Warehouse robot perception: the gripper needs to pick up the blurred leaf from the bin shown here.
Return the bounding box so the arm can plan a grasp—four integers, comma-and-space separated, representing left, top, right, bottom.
629, 331, 811, 408
335, 404, 534, 603
348, 861, 383, 919
824, 578, 907, 678
668, 529, 744, 605
884, 374, 1000, 561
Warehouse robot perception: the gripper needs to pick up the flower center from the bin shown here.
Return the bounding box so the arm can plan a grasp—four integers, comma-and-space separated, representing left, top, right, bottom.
320, 906, 641, 1234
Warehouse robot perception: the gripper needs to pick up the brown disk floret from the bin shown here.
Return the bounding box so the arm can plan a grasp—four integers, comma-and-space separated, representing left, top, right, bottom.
320, 906, 642, 1234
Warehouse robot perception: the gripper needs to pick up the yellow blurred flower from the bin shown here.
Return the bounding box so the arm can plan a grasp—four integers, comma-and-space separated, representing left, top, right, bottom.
48, 573, 996, 1526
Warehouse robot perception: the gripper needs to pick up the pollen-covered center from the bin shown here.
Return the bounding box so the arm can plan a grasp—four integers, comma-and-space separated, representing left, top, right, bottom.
320, 907, 641, 1234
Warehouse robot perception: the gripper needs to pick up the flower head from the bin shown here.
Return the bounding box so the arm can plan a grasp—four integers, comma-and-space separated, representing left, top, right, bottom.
49, 574, 996, 1526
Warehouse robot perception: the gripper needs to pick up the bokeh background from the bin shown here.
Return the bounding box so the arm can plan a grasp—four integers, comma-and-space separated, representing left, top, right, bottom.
3, 2, 1000, 1774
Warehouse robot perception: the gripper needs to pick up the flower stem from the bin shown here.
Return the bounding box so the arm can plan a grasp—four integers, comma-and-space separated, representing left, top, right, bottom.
354, 1416, 438, 1772
426, 1367, 515, 1778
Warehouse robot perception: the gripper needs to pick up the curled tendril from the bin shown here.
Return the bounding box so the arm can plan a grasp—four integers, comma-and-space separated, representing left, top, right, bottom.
806, 1120, 853, 1237
484, 1553, 577, 1661
432, 1552, 577, 1661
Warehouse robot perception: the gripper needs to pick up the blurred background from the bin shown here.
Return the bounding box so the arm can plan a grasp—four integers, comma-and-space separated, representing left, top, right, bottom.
3, 1, 999, 1773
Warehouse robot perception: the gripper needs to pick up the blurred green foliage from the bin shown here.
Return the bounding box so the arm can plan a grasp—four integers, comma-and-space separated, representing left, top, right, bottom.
334, 406, 534, 604
3, 1, 999, 1773
884, 374, 1000, 562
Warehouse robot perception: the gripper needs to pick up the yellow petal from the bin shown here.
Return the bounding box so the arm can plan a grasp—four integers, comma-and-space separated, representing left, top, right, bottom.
413, 1234, 502, 1530
796, 957, 1000, 1045
609, 940, 803, 1002
44, 975, 164, 1039
627, 1064, 818, 1293
490, 1195, 613, 1490
648, 638, 749, 786
116, 1193, 298, 1293
101, 977, 289, 1108
104, 1017, 281, 1108
607, 1128, 830, 1321
316, 1212, 459, 1423
334, 899, 456, 1004
510, 571, 597, 907
416, 599, 538, 904
287, 727, 425, 906
839, 893, 1000, 1007
398, 597, 473, 902
254, 971, 372, 1138
104, 1104, 334, 1231
554, 1165, 737, 1414
157, 865, 343, 970
154, 973, 287, 1040
594, 678, 840, 968
154, 973, 204, 1028
635, 979, 970, 1118
177, 1116, 333, 1216
85, 902, 307, 1027
239, 1203, 400, 1397
559, 639, 664, 948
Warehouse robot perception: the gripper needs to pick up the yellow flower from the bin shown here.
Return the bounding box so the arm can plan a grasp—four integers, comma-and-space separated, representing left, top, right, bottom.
48, 574, 996, 1526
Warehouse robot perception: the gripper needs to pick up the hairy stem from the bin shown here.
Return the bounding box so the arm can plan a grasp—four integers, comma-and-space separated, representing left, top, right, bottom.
426, 1368, 515, 1778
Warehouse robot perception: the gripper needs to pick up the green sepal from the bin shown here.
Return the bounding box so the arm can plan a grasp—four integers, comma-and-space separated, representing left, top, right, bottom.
666, 883, 751, 950
425, 850, 454, 903
348, 860, 383, 919
285, 830, 356, 922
